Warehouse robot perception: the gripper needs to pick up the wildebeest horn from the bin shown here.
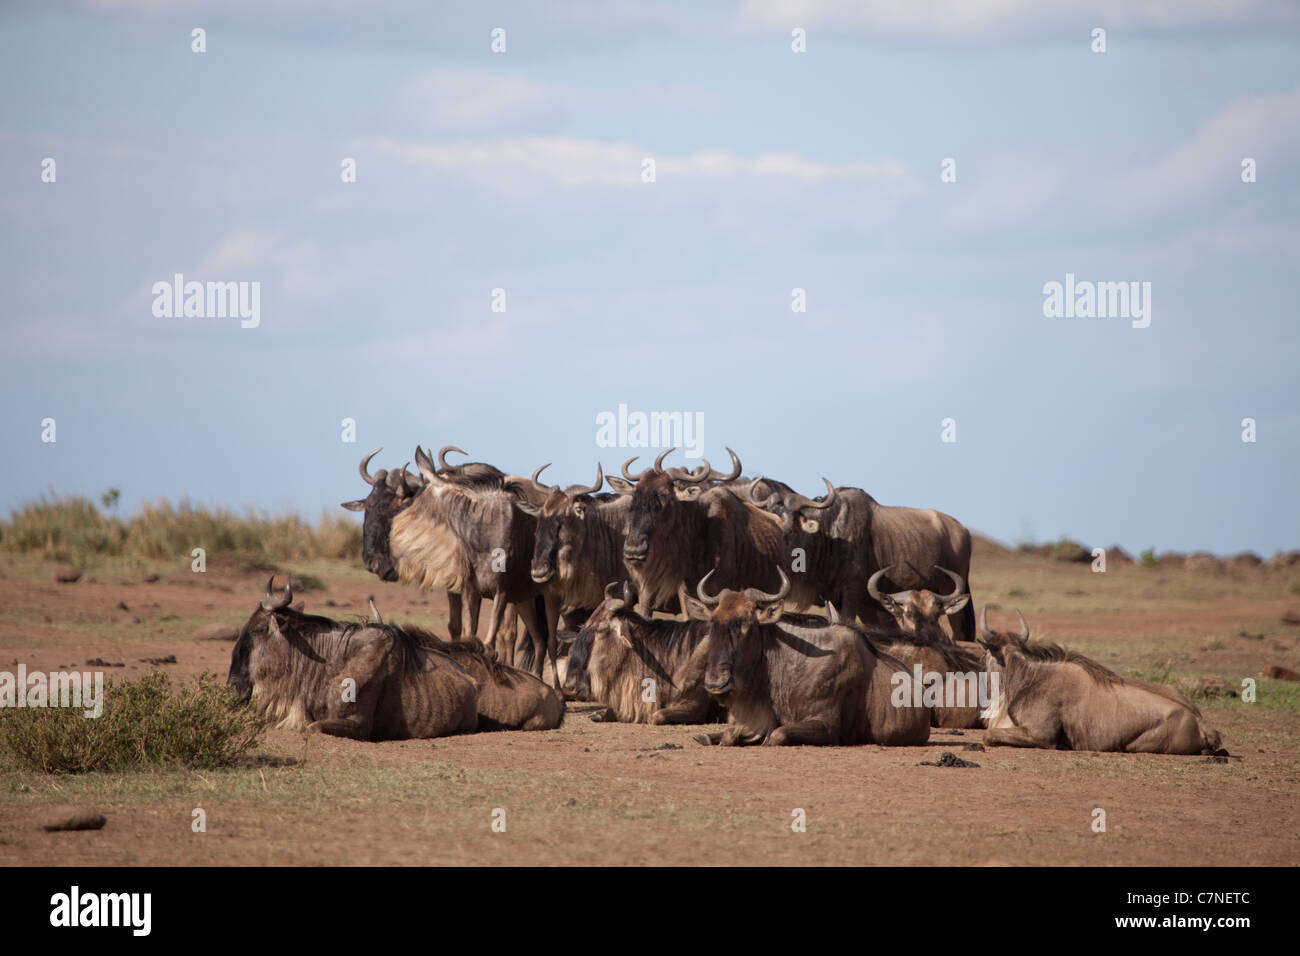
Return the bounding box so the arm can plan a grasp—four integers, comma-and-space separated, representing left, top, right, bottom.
696, 569, 722, 607
744, 567, 791, 605
867, 565, 893, 605
1016, 609, 1030, 640
358, 448, 382, 486
978, 605, 995, 644
603, 580, 628, 611
368, 596, 382, 624
531, 463, 555, 493
622, 579, 634, 608
414, 446, 444, 484
621, 456, 649, 483
673, 459, 713, 484
654, 448, 675, 472
261, 574, 293, 611
577, 464, 604, 496
936, 566, 967, 606
709, 447, 742, 482
790, 477, 838, 511
746, 477, 778, 509
437, 446, 467, 471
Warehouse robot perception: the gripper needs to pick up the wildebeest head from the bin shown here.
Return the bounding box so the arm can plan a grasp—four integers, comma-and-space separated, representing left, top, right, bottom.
746, 476, 838, 535
688, 567, 790, 694
228, 574, 303, 702
340, 448, 424, 582
620, 449, 713, 565
556, 580, 638, 699
529, 463, 605, 584
868, 564, 970, 635
973, 606, 1031, 666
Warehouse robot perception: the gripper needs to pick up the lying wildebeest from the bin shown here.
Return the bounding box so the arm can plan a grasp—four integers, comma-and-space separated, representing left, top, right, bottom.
557, 581, 722, 725
749, 477, 975, 640
688, 569, 930, 746
867, 564, 970, 640
976, 609, 1224, 754
228, 576, 478, 740
614, 449, 818, 617
367, 598, 563, 731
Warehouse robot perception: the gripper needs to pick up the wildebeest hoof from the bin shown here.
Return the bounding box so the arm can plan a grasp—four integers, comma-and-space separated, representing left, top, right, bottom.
692, 733, 713, 746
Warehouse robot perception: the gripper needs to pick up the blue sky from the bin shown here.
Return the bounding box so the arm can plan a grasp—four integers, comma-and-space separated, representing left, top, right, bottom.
1, 1, 1297, 556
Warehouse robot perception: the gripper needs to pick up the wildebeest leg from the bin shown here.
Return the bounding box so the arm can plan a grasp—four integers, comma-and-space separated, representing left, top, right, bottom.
763, 720, 835, 746
588, 707, 616, 722
718, 724, 765, 746
952, 600, 976, 643
651, 694, 715, 725
446, 590, 463, 640
307, 716, 373, 740
692, 731, 723, 745
466, 588, 482, 639
484, 592, 511, 663
542, 592, 563, 688
984, 724, 1059, 749
513, 596, 549, 681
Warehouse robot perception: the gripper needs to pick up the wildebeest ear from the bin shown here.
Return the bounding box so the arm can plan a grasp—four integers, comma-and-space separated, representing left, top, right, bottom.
682, 595, 712, 622
612, 619, 635, 649
606, 476, 635, 495
340, 499, 366, 512
556, 629, 580, 646
824, 602, 841, 624
571, 500, 586, 520
798, 516, 821, 534
514, 498, 540, 517
674, 484, 703, 501
755, 603, 785, 625
943, 594, 971, 616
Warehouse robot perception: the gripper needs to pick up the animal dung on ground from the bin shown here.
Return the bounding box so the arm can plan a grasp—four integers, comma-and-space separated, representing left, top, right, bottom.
1264, 665, 1300, 681
919, 751, 980, 768
85, 657, 124, 667
54, 568, 82, 583
42, 809, 107, 832
140, 655, 177, 665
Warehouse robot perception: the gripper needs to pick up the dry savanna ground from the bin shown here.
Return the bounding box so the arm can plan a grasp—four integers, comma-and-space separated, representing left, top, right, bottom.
1, 539, 1298, 866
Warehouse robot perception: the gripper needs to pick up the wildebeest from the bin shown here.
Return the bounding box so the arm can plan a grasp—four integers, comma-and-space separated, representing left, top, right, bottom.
558, 581, 723, 725
976, 608, 1224, 754
866, 564, 970, 640
688, 569, 930, 746
749, 477, 975, 640
367, 597, 563, 731
227, 576, 478, 740
615, 449, 818, 617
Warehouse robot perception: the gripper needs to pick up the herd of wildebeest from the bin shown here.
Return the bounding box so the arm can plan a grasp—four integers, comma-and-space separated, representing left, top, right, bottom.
225, 445, 1225, 754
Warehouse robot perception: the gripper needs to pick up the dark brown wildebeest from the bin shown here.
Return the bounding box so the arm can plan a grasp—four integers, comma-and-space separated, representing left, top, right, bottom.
688, 569, 930, 747
227, 576, 478, 740
976, 609, 1224, 754
749, 477, 975, 641
525, 463, 632, 634
866, 564, 970, 641
367, 597, 563, 731
557, 581, 723, 725
615, 449, 818, 617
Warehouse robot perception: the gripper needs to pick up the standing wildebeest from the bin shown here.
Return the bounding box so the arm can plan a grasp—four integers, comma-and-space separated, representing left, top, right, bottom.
749, 477, 975, 641
391, 448, 556, 683
342, 447, 501, 641
367, 598, 563, 731
688, 569, 930, 747
557, 581, 723, 725
227, 576, 478, 740
615, 449, 818, 617
976, 609, 1224, 754
526, 463, 632, 635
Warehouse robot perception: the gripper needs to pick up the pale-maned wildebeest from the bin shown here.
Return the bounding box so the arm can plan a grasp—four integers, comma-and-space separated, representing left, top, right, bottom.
227, 576, 478, 740
342, 447, 506, 642
367, 597, 563, 731
976, 608, 1224, 754
557, 581, 723, 725
392, 447, 556, 684
614, 449, 818, 617
748, 476, 975, 641
688, 569, 930, 747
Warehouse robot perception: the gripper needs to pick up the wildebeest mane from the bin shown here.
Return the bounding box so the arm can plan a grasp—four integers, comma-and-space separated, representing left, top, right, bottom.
1015, 640, 1121, 685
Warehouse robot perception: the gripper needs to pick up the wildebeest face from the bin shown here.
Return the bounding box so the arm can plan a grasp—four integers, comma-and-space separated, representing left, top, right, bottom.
690, 592, 783, 695
974, 607, 1030, 665
624, 472, 675, 564
532, 490, 589, 584
868, 566, 969, 635
341, 449, 422, 583
228, 576, 299, 702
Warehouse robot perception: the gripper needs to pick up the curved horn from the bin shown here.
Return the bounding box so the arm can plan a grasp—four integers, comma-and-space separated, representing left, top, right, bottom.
437, 445, 467, 471
368, 596, 383, 624
260, 574, 293, 611
531, 463, 555, 493
622, 456, 650, 483
654, 448, 676, 472
867, 565, 894, 606
936, 566, 967, 604
789, 478, 838, 512
709, 447, 742, 482
696, 569, 722, 607
744, 566, 791, 605
622, 579, 634, 609
414, 446, 444, 484
603, 580, 626, 609
358, 448, 382, 486
1016, 609, 1030, 641
746, 477, 778, 509
979, 605, 993, 639
575, 463, 604, 496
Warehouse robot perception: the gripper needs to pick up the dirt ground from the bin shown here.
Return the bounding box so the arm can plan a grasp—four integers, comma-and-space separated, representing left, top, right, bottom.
2, 541, 1298, 866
